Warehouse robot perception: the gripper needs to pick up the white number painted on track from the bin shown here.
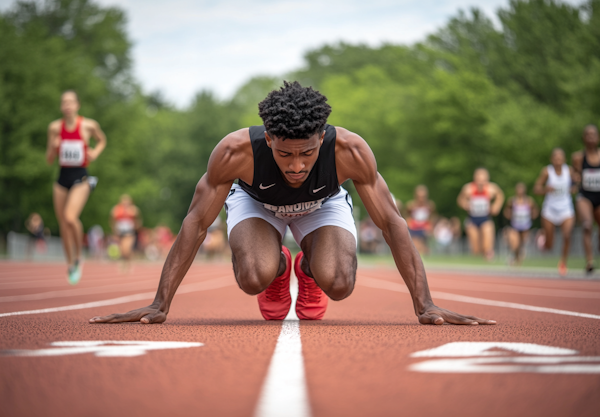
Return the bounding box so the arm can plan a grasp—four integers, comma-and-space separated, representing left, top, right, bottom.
0, 341, 203, 357
408, 342, 600, 374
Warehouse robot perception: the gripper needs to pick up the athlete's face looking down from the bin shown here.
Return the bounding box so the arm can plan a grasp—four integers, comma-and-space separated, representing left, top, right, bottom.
60, 92, 80, 119
583, 126, 599, 148
515, 182, 526, 197
265, 131, 325, 188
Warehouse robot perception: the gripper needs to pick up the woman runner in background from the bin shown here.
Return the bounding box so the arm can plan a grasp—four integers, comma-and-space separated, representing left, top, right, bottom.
46, 90, 107, 284
405, 185, 435, 255
503, 182, 539, 265
534, 148, 577, 276
572, 124, 600, 275
111, 194, 142, 272
457, 168, 505, 260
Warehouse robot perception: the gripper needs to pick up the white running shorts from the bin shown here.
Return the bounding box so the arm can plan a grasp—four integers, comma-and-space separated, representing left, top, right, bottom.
225, 184, 357, 246
541, 206, 574, 226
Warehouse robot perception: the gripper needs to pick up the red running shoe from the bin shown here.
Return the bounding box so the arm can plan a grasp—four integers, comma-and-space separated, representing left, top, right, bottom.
294, 252, 328, 320
558, 261, 567, 277
257, 246, 292, 320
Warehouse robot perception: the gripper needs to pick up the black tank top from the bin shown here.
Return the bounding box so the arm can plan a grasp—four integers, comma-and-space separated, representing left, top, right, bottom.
239, 124, 340, 218
580, 151, 600, 194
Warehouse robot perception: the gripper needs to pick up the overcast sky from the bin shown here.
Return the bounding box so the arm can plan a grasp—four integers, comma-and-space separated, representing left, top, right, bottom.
0, 0, 584, 107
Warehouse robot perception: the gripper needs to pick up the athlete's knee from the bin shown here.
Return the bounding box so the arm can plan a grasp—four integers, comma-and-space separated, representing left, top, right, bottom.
319, 258, 357, 301
582, 219, 594, 233
63, 213, 80, 228
233, 257, 278, 295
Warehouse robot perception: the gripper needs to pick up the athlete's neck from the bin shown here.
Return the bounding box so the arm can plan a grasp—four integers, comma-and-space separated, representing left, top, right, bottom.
63, 114, 78, 127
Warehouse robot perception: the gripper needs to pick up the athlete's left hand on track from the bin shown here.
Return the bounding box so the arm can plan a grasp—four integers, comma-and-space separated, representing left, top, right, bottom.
418, 305, 496, 325
88, 305, 167, 324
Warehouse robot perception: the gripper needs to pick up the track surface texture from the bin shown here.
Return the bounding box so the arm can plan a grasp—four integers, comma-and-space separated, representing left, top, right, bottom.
0, 260, 599, 417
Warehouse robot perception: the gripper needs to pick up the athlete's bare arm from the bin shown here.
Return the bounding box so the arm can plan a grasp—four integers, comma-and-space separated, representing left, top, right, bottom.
533, 167, 550, 195
456, 184, 472, 211
571, 151, 583, 174
46, 120, 61, 164
84, 119, 107, 162
90, 129, 254, 324
568, 165, 580, 194
530, 197, 540, 219
335, 128, 495, 325
489, 183, 505, 216
503, 196, 514, 220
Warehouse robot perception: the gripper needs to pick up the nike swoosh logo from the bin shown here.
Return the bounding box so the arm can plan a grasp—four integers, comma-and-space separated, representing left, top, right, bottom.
313, 185, 326, 193
259, 183, 276, 190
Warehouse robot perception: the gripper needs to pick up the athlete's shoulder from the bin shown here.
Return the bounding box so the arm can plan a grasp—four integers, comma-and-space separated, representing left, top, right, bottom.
334, 126, 365, 147
334, 127, 377, 183
81, 117, 100, 129
207, 128, 253, 183
48, 119, 61, 131
460, 182, 473, 194
217, 128, 252, 155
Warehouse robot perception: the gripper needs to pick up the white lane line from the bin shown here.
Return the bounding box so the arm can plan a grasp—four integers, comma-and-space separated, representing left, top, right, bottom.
1, 341, 204, 358
255, 272, 310, 417
360, 276, 600, 320
0, 280, 159, 303
0, 271, 225, 303
425, 280, 600, 299
0, 276, 232, 318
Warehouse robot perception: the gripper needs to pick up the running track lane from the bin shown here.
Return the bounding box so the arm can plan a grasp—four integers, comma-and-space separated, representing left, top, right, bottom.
0, 261, 599, 417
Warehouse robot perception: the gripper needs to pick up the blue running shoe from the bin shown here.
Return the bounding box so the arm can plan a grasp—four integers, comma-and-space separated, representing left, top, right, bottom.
67, 260, 82, 285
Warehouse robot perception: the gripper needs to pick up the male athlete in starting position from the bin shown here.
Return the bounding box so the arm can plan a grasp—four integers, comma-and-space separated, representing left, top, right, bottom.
90, 82, 495, 325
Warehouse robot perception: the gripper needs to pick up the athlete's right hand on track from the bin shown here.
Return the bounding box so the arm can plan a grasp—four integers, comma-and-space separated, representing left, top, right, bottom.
89, 304, 167, 324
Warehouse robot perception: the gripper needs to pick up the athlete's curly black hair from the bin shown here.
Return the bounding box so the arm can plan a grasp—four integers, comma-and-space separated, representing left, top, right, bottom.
258, 81, 331, 139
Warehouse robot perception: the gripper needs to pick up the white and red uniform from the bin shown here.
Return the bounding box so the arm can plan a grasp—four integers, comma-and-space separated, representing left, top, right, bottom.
59, 116, 88, 168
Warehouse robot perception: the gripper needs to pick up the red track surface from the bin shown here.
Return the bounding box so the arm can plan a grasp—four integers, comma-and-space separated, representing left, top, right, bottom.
1, 260, 599, 417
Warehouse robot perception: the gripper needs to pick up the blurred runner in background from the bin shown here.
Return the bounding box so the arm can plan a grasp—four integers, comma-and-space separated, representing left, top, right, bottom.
25, 212, 47, 257
457, 168, 505, 260
359, 216, 381, 254
405, 185, 435, 255
87, 225, 105, 260
110, 194, 142, 272
572, 124, 600, 275
534, 148, 577, 276
46, 90, 106, 284
503, 182, 539, 265
199, 216, 227, 259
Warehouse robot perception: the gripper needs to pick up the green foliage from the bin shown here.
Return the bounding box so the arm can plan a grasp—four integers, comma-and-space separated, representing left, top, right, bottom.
2, 0, 600, 235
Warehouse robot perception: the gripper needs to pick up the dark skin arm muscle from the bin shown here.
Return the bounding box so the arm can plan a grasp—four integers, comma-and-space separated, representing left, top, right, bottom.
89, 130, 253, 324
335, 127, 495, 325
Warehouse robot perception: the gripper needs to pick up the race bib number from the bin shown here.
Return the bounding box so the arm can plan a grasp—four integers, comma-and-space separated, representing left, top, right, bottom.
582, 169, 600, 192
116, 219, 135, 233
469, 196, 489, 217
59, 140, 85, 166
413, 207, 429, 222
